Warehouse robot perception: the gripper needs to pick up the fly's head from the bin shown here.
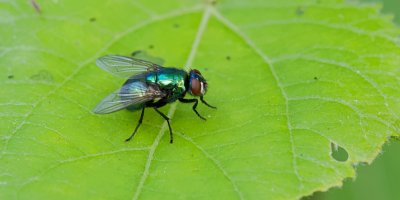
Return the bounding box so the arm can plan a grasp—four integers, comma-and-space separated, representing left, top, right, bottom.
188, 69, 208, 96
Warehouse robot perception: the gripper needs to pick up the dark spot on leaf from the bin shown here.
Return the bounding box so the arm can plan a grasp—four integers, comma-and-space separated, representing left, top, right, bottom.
314, 76, 318, 80
173, 23, 180, 28
130, 50, 165, 65
211, 0, 218, 6
30, 0, 41, 14
131, 50, 143, 57
226, 56, 231, 60
7, 75, 14, 79
89, 17, 96, 22
204, 68, 209, 71
148, 45, 154, 49
30, 70, 54, 82
296, 6, 305, 16
331, 143, 348, 162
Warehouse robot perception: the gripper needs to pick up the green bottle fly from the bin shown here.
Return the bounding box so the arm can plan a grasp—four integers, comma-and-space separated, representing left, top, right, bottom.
93, 55, 216, 143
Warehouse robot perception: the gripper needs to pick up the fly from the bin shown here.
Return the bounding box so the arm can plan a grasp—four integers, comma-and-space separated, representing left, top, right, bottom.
93, 55, 216, 143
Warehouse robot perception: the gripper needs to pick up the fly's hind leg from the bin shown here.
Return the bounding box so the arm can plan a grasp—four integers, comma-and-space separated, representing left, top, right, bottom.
125, 106, 145, 142
153, 107, 173, 144
148, 100, 173, 144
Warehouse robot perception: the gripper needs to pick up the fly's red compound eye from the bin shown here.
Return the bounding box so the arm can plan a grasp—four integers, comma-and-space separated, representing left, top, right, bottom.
190, 78, 201, 96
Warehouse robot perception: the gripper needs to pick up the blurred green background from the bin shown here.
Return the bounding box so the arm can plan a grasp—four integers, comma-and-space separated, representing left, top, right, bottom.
311, 0, 400, 199
363, 0, 400, 23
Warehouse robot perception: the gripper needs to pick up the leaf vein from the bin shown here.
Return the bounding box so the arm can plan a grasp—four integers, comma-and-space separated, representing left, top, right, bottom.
176, 132, 244, 199
212, 8, 304, 190
0, 6, 203, 160
131, 5, 212, 200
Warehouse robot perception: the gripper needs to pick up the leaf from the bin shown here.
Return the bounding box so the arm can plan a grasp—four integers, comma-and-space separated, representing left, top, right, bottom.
1, 0, 399, 199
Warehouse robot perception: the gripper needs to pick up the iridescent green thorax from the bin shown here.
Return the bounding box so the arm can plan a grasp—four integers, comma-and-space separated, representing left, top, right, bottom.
145, 68, 188, 102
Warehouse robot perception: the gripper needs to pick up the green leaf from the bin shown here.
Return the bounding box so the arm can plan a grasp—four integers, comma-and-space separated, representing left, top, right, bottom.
1, 0, 399, 199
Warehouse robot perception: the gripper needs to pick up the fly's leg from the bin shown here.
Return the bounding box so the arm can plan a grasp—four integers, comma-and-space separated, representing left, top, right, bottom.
146, 100, 173, 143
125, 106, 145, 142
178, 98, 206, 120
200, 96, 217, 109
153, 107, 173, 144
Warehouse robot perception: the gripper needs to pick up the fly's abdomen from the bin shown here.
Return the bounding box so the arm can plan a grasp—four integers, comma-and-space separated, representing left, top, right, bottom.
119, 80, 147, 111
119, 76, 167, 112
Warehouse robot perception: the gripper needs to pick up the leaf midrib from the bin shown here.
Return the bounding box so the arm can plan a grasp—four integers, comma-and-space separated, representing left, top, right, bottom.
130, 5, 245, 200
6, 1, 399, 200
6, 5, 205, 194
131, 4, 302, 200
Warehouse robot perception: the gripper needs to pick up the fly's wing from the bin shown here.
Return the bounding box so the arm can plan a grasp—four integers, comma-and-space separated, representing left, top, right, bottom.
96, 55, 163, 78
93, 81, 165, 114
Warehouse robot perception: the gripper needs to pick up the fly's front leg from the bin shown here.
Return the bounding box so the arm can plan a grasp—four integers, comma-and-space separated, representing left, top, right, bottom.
178, 98, 206, 120
125, 106, 145, 142
200, 96, 217, 109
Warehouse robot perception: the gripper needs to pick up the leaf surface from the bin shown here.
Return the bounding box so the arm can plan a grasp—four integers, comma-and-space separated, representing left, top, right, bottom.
1, 0, 399, 199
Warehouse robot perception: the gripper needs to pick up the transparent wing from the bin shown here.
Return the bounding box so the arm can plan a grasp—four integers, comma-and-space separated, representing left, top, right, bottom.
96, 55, 163, 78
93, 81, 165, 114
